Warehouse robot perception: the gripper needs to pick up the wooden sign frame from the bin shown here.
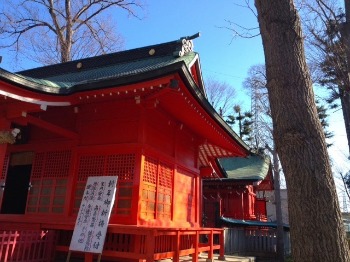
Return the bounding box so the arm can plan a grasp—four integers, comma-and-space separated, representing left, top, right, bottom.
67, 176, 118, 261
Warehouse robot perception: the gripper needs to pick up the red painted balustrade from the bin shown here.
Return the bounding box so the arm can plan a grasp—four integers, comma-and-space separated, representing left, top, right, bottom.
0, 221, 225, 262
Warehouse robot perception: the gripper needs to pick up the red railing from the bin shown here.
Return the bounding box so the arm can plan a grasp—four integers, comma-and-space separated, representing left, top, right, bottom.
52, 224, 225, 262
0, 219, 225, 262
0, 230, 55, 262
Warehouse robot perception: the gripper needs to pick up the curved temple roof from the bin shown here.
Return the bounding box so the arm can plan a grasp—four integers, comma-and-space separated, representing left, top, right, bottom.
221, 217, 289, 230
0, 35, 251, 156
216, 155, 271, 181
0, 38, 199, 94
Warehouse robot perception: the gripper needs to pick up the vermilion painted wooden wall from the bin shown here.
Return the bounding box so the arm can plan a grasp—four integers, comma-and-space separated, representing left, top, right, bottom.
0, 96, 202, 228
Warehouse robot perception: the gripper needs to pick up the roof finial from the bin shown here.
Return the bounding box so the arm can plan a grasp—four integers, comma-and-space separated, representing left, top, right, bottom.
183, 32, 201, 40
174, 33, 200, 57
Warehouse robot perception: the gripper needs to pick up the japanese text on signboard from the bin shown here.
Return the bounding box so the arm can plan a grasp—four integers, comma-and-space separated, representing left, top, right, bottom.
69, 176, 118, 254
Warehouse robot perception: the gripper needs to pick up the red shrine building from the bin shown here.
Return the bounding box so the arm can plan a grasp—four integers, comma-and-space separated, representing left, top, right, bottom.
202, 155, 274, 228
0, 36, 270, 262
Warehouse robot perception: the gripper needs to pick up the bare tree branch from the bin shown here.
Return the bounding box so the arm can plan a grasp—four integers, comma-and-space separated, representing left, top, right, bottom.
0, 0, 145, 66
221, 20, 260, 39
204, 78, 236, 117
222, 0, 260, 39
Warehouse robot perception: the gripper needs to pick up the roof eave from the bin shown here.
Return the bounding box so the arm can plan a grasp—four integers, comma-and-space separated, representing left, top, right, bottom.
0, 68, 65, 95
1, 57, 250, 156
176, 64, 251, 155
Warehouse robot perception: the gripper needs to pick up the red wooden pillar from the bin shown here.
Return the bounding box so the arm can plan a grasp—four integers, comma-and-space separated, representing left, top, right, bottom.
134, 150, 143, 225
136, 108, 145, 225
246, 186, 256, 219
196, 176, 202, 226
173, 230, 180, 262
207, 229, 214, 261
84, 253, 93, 262
195, 140, 201, 226
145, 229, 155, 262
191, 230, 199, 262
65, 148, 78, 216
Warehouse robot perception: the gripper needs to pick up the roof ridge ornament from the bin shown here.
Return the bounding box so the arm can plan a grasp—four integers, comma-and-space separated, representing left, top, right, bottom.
173, 32, 200, 57
182, 32, 201, 41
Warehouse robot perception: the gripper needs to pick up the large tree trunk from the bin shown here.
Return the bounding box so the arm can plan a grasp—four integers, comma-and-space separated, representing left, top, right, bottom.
272, 150, 285, 262
255, 1, 350, 261
343, 0, 350, 157
340, 92, 350, 156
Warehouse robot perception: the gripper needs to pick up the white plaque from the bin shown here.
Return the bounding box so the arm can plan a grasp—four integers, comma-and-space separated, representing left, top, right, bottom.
69, 176, 118, 254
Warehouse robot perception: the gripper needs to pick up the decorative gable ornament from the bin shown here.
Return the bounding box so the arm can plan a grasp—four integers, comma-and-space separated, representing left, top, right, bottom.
172, 33, 200, 57
173, 39, 194, 57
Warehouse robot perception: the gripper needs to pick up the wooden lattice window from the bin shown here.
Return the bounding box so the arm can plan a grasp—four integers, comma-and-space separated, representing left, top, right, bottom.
26, 151, 71, 214
73, 153, 135, 216
157, 162, 173, 219
143, 156, 157, 184
73, 155, 105, 214
141, 156, 173, 220
106, 154, 135, 215
141, 156, 157, 219
141, 183, 156, 219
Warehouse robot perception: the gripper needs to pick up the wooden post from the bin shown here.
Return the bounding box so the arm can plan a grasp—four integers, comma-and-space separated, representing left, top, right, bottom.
145, 229, 155, 262
66, 251, 100, 262
134, 234, 142, 256
173, 230, 180, 262
65, 251, 72, 262
84, 253, 93, 262
207, 230, 214, 262
218, 229, 226, 261
192, 230, 199, 262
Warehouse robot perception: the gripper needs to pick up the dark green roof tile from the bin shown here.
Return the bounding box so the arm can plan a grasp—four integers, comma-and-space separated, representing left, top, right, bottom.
221, 217, 289, 229
217, 155, 271, 181
13, 37, 199, 90
15, 52, 197, 89
47, 53, 195, 85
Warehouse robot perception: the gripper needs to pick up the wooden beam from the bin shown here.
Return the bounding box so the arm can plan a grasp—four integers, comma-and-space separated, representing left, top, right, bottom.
23, 113, 79, 140
5, 102, 43, 119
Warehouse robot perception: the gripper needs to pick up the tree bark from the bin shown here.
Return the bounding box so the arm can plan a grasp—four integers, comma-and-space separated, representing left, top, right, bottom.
255, 1, 350, 261
340, 92, 350, 156
341, 0, 350, 156
272, 150, 285, 262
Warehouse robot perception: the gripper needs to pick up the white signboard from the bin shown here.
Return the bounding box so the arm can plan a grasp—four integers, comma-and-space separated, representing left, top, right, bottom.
69, 176, 118, 254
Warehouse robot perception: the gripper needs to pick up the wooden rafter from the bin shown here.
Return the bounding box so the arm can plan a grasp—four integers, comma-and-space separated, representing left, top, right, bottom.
19, 113, 79, 140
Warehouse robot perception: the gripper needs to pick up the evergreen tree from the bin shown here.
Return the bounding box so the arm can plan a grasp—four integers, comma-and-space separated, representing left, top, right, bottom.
226, 105, 254, 145
300, 0, 350, 156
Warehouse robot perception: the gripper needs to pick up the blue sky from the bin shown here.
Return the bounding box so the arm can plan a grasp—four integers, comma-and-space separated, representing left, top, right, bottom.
123, 1, 349, 205
116, 1, 350, 193
1, 0, 264, 103
1, 0, 349, 205
117, 1, 264, 100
